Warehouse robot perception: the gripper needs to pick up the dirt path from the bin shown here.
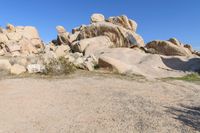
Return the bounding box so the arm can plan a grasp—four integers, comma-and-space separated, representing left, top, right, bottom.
0, 73, 199, 133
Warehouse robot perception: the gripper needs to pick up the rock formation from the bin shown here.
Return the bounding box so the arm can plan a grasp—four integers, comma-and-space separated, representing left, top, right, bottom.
145, 38, 193, 56
0, 24, 44, 56
0, 14, 200, 77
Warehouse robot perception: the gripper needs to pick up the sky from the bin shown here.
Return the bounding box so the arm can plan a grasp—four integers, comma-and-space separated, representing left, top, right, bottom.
0, 0, 200, 49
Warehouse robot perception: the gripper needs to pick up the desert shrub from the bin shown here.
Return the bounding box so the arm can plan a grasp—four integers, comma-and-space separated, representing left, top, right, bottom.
44, 57, 76, 75
168, 73, 200, 82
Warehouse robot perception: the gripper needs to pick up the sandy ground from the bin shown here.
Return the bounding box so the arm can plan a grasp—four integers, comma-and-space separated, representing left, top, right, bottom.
0, 72, 199, 133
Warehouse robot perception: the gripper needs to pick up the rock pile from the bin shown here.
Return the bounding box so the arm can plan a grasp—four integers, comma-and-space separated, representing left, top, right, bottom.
0, 24, 44, 56
0, 13, 200, 78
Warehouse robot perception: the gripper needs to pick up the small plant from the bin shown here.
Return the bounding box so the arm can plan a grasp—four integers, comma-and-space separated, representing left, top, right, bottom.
167, 73, 200, 82
44, 57, 76, 75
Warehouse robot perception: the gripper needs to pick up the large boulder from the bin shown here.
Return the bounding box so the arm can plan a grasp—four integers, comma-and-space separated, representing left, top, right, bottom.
72, 36, 113, 56
55, 45, 70, 57
146, 40, 192, 56
77, 22, 144, 48
18, 26, 40, 39
27, 64, 45, 73
98, 48, 143, 75
91, 13, 105, 23
56, 26, 70, 46
107, 15, 137, 32
6, 24, 16, 32
98, 48, 200, 78
56, 26, 67, 34
10, 64, 26, 75
0, 59, 11, 70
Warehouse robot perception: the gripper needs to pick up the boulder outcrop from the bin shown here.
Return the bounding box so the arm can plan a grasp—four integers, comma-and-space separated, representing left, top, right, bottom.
107, 15, 137, 32
146, 38, 193, 56
0, 14, 199, 77
72, 36, 113, 56
0, 24, 44, 56
77, 22, 144, 48
91, 13, 105, 23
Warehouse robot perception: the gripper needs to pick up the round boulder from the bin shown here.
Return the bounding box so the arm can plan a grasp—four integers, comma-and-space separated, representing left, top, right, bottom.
91, 13, 105, 23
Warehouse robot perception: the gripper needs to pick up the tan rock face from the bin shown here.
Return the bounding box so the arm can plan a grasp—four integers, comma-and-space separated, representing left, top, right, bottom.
10, 64, 26, 75
19, 38, 38, 54
91, 13, 105, 23
0, 59, 11, 70
107, 15, 137, 32
77, 22, 144, 48
55, 45, 70, 57
146, 40, 192, 56
6, 32, 22, 42
56, 26, 67, 34
55, 26, 70, 46
0, 25, 44, 56
72, 36, 113, 56
21, 26, 40, 39
0, 34, 9, 43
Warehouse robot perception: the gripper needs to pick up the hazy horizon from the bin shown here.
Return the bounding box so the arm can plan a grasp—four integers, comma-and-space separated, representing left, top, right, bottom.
0, 0, 199, 50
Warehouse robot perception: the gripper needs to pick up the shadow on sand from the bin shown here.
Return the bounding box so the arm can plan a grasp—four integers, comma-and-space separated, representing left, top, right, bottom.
161, 57, 200, 73
165, 104, 200, 131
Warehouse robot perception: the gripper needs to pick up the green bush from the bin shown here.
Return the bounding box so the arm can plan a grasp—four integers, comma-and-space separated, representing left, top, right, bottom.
44, 57, 76, 75
168, 73, 200, 81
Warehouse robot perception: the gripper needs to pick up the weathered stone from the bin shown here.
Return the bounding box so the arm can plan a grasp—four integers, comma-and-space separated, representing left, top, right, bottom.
0, 49, 5, 56
72, 36, 113, 55
27, 64, 45, 73
6, 42, 21, 52
55, 26, 71, 46
84, 61, 94, 71
78, 22, 144, 47
72, 25, 86, 34
91, 13, 105, 23
31, 39, 44, 48
49, 42, 57, 51
6, 32, 22, 41
73, 57, 85, 69
107, 15, 137, 32
65, 54, 76, 63
0, 34, 9, 43
6, 24, 16, 32
56, 26, 67, 34
146, 40, 192, 56
42, 51, 57, 63
0, 59, 11, 70
55, 45, 70, 57
20, 26, 40, 39
71, 52, 83, 59
10, 64, 26, 75
19, 38, 38, 54
69, 32, 80, 43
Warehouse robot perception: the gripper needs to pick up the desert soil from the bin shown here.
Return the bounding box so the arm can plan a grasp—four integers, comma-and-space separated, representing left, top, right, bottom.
0, 71, 199, 133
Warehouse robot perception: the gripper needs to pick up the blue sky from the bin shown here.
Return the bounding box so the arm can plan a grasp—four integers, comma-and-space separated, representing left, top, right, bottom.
0, 0, 200, 49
